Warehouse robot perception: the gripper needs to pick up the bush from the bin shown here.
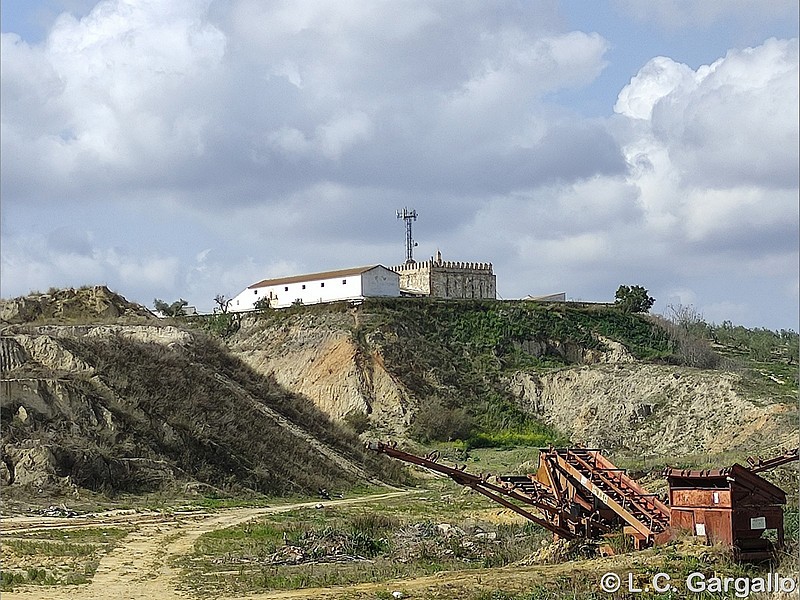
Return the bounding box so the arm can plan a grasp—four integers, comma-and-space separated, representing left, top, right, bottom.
153, 298, 188, 317
202, 312, 241, 338
614, 285, 655, 313
253, 297, 272, 312
658, 320, 720, 369
343, 410, 371, 434
411, 398, 473, 443
655, 305, 720, 369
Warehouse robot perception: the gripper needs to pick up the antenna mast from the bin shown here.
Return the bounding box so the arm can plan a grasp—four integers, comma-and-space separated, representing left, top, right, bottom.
396, 208, 418, 264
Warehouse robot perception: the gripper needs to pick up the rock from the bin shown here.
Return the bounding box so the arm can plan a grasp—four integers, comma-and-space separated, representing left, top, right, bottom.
229, 314, 412, 436
4, 442, 62, 488
0, 286, 154, 325
0, 337, 28, 374
508, 364, 797, 456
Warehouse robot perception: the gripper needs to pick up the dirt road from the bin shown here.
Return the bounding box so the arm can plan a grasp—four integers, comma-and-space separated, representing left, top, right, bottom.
1, 491, 412, 600
204, 550, 665, 600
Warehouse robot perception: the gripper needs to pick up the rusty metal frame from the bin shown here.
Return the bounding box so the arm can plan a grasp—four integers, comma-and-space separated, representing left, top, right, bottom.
367, 442, 797, 557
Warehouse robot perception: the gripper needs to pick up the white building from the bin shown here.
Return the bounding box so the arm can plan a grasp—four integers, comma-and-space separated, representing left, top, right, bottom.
231, 265, 400, 311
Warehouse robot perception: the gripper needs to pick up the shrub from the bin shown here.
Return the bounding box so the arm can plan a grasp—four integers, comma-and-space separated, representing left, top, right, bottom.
614, 285, 655, 313
411, 398, 473, 443
202, 312, 241, 338
343, 410, 371, 434
654, 305, 721, 369
153, 298, 188, 317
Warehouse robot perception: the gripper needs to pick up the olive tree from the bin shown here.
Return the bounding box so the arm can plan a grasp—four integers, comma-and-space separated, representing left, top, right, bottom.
153, 298, 188, 317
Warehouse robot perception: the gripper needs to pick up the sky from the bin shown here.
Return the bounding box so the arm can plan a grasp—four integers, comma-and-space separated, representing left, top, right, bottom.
1, 0, 798, 330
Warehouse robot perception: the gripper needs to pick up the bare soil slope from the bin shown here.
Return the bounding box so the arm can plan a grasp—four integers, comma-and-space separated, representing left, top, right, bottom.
509, 364, 797, 456
229, 299, 796, 459
0, 291, 396, 498
230, 310, 412, 439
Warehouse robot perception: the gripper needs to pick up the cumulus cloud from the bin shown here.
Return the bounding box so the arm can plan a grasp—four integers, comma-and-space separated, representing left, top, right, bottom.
444, 36, 798, 323
1, 0, 226, 199
2, 0, 619, 207
1, 228, 180, 296
612, 39, 798, 320
1, 2, 797, 328
613, 0, 798, 30
614, 38, 799, 229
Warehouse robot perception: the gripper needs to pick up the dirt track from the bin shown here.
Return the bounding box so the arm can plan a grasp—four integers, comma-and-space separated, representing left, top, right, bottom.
1, 491, 412, 600
0, 491, 708, 600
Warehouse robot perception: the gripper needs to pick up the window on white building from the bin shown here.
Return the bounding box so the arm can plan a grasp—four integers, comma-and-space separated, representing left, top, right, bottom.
254, 289, 258, 294
342, 279, 347, 284
321, 282, 325, 287
284, 286, 289, 291
302, 284, 306, 289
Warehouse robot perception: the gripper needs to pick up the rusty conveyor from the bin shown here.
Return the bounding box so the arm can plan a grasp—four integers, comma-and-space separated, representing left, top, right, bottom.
368, 442, 798, 555
367, 442, 575, 539
368, 442, 670, 548
531, 448, 670, 547
746, 447, 799, 474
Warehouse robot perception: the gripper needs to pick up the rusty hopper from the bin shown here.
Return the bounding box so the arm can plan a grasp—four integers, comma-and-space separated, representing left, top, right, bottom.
664, 463, 790, 560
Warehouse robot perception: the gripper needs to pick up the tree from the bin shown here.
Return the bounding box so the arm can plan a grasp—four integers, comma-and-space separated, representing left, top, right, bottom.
614, 285, 655, 313
253, 296, 272, 312
213, 294, 232, 314
153, 298, 188, 317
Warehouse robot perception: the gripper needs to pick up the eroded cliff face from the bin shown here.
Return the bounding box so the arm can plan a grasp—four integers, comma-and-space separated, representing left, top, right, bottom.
229, 313, 413, 438
227, 309, 794, 458
0, 331, 181, 493
508, 365, 796, 456
1, 322, 390, 496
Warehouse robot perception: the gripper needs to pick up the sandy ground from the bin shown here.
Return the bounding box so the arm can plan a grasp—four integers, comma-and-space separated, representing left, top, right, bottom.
1, 491, 413, 600
3, 492, 763, 600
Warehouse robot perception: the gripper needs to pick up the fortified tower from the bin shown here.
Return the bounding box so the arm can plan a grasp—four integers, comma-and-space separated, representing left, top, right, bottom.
393, 250, 496, 299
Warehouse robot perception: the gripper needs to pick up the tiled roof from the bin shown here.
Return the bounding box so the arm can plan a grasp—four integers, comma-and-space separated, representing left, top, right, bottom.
248, 265, 387, 288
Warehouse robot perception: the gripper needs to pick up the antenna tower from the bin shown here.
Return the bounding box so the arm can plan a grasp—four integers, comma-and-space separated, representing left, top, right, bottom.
396, 207, 418, 264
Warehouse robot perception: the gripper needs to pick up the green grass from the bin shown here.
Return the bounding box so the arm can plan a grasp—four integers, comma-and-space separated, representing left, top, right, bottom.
178, 481, 550, 595
468, 430, 561, 449
1, 526, 132, 591
734, 359, 799, 400
2, 539, 100, 557
12, 527, 130, 543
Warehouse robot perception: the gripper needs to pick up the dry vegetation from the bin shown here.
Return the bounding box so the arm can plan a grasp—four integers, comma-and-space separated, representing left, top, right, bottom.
1, 526, 132, 589
2, 289, 797, 598
2, 326, 405, 500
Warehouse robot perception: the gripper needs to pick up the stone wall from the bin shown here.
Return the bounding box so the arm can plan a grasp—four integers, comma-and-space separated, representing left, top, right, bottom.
392, 255, 496, 299
393, 261, 432, 295
431, 262, 496, 299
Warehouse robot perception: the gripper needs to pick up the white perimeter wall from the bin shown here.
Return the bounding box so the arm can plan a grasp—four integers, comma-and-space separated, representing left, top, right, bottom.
361, 266, 400, 297
230, 266, 399, 311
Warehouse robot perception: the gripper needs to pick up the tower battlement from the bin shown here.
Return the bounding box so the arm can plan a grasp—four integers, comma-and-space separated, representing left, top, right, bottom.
391, 252, 496, 299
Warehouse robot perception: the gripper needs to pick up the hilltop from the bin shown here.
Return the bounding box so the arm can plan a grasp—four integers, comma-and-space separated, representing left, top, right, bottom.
229, 298, 798, 464
0, 286, 155, 325
0, 288, 400, 501
1, 289, 796, 502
